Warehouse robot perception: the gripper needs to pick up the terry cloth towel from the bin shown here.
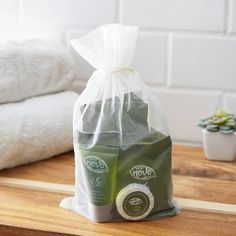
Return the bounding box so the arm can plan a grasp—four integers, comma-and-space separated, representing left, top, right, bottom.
0, 38, 79, 104
0, 91, 78, 170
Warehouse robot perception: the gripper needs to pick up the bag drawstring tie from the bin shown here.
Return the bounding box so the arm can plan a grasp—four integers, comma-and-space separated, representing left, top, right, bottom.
91, 67, 141, 80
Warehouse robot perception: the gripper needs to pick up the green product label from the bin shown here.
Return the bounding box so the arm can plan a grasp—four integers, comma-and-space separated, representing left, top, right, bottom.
130, 165, 156, 180
117, 135, 175, 214
83, 156, 109, 204
122, 191, 150, 217
83, 155, 112, 205
79, 146, 119, 206
84, 156, 109, 174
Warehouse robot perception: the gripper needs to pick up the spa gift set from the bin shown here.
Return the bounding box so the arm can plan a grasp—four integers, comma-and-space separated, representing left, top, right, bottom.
60, 24, 176, 222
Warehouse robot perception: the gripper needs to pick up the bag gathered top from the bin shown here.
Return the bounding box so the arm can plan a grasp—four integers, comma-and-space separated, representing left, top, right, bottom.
60, 24, 176, 222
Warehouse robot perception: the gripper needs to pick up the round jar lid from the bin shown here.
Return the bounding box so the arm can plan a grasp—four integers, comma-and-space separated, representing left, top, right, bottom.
116, 183, 154, 220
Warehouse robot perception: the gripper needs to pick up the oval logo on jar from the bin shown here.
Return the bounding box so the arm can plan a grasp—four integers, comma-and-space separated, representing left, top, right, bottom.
130, 165, 156, 180
129, 197, 143, 206
84, 156, 109, 173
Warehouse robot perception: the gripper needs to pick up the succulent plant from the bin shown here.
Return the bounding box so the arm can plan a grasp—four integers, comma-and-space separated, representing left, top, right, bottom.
198, 109, 236, 134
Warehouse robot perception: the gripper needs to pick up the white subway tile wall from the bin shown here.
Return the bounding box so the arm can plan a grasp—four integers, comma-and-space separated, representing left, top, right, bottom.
0, 0, 17, 27
121, 0, 225, 32
154, 89, 222, 143
223, 93, 236, 114
170, 35, 236, 90
20, 0, 116, 27
230, 0, 236, 33
0, 0, 235, 144
132, 33, 167, 85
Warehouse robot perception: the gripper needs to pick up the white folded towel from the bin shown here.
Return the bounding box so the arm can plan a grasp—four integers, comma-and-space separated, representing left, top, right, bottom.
0, 91, 78, 170
0, 38, 79, 104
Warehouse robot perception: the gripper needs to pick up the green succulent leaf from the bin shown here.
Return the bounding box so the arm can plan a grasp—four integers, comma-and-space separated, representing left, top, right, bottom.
197, 108, 236, 134
219, 126, 231, 131
219, 129, 234, 134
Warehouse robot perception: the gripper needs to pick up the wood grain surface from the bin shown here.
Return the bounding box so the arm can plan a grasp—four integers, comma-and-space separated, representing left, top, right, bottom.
0, 145, 235, 236
173, 175, 236, 204
0, 185, 236, 236
0, 152, 75, 184
172, 145, 236, 181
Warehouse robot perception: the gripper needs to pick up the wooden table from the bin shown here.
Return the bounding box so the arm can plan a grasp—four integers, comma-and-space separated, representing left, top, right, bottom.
0, 145, 235, 236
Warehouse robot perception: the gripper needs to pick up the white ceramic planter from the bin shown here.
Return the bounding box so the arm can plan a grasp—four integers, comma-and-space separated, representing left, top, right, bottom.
202, 129, 236, 161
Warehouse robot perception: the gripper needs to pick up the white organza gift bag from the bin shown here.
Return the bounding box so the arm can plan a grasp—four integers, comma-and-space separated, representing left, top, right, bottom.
60, 24, 176, 222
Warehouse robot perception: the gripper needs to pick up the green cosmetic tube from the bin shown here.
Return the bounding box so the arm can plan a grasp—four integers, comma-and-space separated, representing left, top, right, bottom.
79, 145, 119, 222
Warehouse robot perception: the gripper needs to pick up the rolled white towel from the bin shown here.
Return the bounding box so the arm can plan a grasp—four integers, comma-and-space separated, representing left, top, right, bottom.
0, 38, 79, 104
0, 91, 78, 170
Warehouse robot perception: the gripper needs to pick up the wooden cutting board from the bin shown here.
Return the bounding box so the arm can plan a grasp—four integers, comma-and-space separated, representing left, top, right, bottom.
0, 145, 235, 236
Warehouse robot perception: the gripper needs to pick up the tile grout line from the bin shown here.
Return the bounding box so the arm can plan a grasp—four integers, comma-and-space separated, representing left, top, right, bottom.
17, 0, 23, 29
0, 177, 236, 215
165, 34, 172, 87
115, 0, 121, 23
224, 0, 232, 34
117, 0, 122, 23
